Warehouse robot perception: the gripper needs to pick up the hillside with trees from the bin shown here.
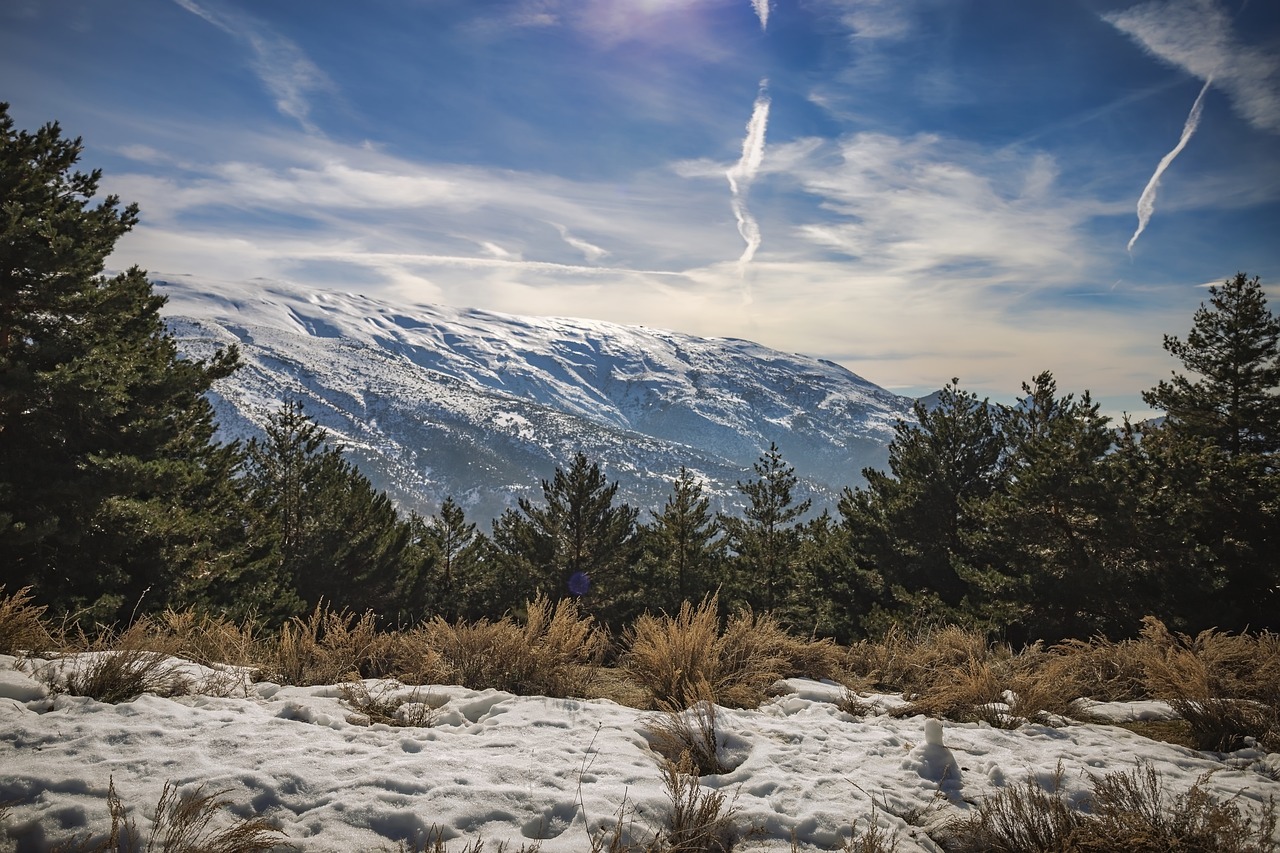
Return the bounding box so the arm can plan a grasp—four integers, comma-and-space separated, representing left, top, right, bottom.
2, 104, 1277, 643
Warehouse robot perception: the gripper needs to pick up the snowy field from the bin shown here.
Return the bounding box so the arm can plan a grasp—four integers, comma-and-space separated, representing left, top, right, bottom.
2, 653, 1278, 851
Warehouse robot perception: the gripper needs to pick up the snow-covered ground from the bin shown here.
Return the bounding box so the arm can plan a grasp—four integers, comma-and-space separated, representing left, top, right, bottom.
2, 654, 1277, 851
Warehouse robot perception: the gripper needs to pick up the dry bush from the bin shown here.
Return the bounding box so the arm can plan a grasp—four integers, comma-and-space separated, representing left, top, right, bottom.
837, 688, 876, 718
340, 679, 442, 727
1039, 637, 1150, 702
623, 598, 724, 710
0, 585, 52, 655
263, 603, 385, 686
589, 757, 740, 853
43, 776, 289, 852
31, 622, 189, 703
890, 657, 1014, 727
1136, 618, 1280, 752
149, 609, 264, 669
646, 700, 728, 777
623, 597, 836, 710
938, 765, 1278, 853
368, 627, 450, 686
937, 767, 1084, 853
720, 608, 846, 689
659, 757, 738, 853
827, 804, 899, 853
846, 624, 1002, 696
424, 596, 605, 697
391, 827, 542, 853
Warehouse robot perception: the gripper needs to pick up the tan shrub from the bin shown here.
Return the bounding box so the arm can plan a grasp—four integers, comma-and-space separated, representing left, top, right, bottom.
0, 586, 52, 656
424, 595, 605, 697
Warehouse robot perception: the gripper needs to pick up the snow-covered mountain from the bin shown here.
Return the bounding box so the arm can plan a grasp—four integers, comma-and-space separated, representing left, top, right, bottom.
160, 276, 912, 520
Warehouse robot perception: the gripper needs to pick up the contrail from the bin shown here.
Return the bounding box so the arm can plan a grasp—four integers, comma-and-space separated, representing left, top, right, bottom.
1128, 77, 1212, 252
751, 0, 769, 30
727, 81, 770, 268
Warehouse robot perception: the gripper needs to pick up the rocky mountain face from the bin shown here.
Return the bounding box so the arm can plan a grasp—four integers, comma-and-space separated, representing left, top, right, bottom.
160, 277, 913, 520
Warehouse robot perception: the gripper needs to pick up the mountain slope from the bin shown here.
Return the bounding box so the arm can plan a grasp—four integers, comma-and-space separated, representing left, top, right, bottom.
160, 276, 912, 519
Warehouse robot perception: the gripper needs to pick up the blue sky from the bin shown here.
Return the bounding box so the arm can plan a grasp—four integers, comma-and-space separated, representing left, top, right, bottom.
4, 0, 1279, 416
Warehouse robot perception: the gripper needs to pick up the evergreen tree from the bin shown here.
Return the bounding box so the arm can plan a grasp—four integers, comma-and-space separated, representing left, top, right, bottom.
719, 443, 812, 613
637, 467, 724, 614
0, 104, 242, 622
1131, 274, 1279, 631
491, 453, 639, 625
981, 372, 1133, 641
1144, 273, 1280, 456
840, 381, 1005, 630
411, 496, 489, 622
239, 401, 414, 618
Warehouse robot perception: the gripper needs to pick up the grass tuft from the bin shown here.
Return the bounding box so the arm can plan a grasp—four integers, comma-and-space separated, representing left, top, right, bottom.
424, 595, 605, 697
939, 765, 1278, 853
0, 585, 52, 656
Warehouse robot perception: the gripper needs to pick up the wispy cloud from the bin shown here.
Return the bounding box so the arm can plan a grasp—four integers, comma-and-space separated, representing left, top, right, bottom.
1127, 77, 1213, 252
172, 0, 334, 132
1105, 0, 1280, 133
783, 132, 1103, 279
552, 223, 610, 262
751, 0, 769, 31
726, 81, 771, 271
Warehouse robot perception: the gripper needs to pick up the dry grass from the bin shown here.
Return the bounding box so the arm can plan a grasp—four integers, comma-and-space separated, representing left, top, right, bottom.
0, 586, 53, 655
938, 765, 1278, 853
589, 757, 740, 853
339, 679, 442, 727
658, 758, 739, 853
622, 597, 842, 710
148, 609, 264, 670
846, 624, 1003, 697
646, 700, 728, 777
29, 777, 289, 852
811, 804, 899, 853
423, 596, 606, 697
263, 603, 386, 686
1135, 618, 1280, 752
30, 622, 190, 704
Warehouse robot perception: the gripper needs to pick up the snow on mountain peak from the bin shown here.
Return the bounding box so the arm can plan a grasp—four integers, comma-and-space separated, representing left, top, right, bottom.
160, 275, 911, 518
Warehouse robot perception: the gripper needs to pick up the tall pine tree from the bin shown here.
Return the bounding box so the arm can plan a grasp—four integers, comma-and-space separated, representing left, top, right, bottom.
719, 443, 811, 614
0, 104, 242, 622
638, 467, 724, 615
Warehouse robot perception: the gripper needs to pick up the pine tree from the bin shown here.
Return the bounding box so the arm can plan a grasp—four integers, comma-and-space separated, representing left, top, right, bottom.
840, 381, 1005, 630
1144, 273, 1280, 456
0, 104, 242, 622
1131, 274, 1279, 631
411, 497, 488, 622
638, 467, 724, 614
492, 453, 639, 624
719, 443, 811, 613
980, 372, 1133, 641
240, 401, 413, 618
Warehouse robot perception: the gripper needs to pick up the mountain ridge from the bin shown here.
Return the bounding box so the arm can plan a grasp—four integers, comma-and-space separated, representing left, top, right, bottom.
160, 276, 913, 520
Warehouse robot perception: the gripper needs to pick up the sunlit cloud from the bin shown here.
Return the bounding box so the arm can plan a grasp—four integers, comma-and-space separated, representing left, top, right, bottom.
172, 0, 334, 132
780, 133, 1103, 281
1128, 77, 1213, 252
1105, 0, 1280, 133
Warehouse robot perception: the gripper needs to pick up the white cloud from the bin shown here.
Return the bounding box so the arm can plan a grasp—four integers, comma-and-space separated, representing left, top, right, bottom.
726, 82, 771, 269
781, 133, 1097, 280
1105, 0, 1280, 133
1128, 77, 1213, 252
172, 0, 335, 132
751, 0, 769, 31
552, 223, 610, 262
